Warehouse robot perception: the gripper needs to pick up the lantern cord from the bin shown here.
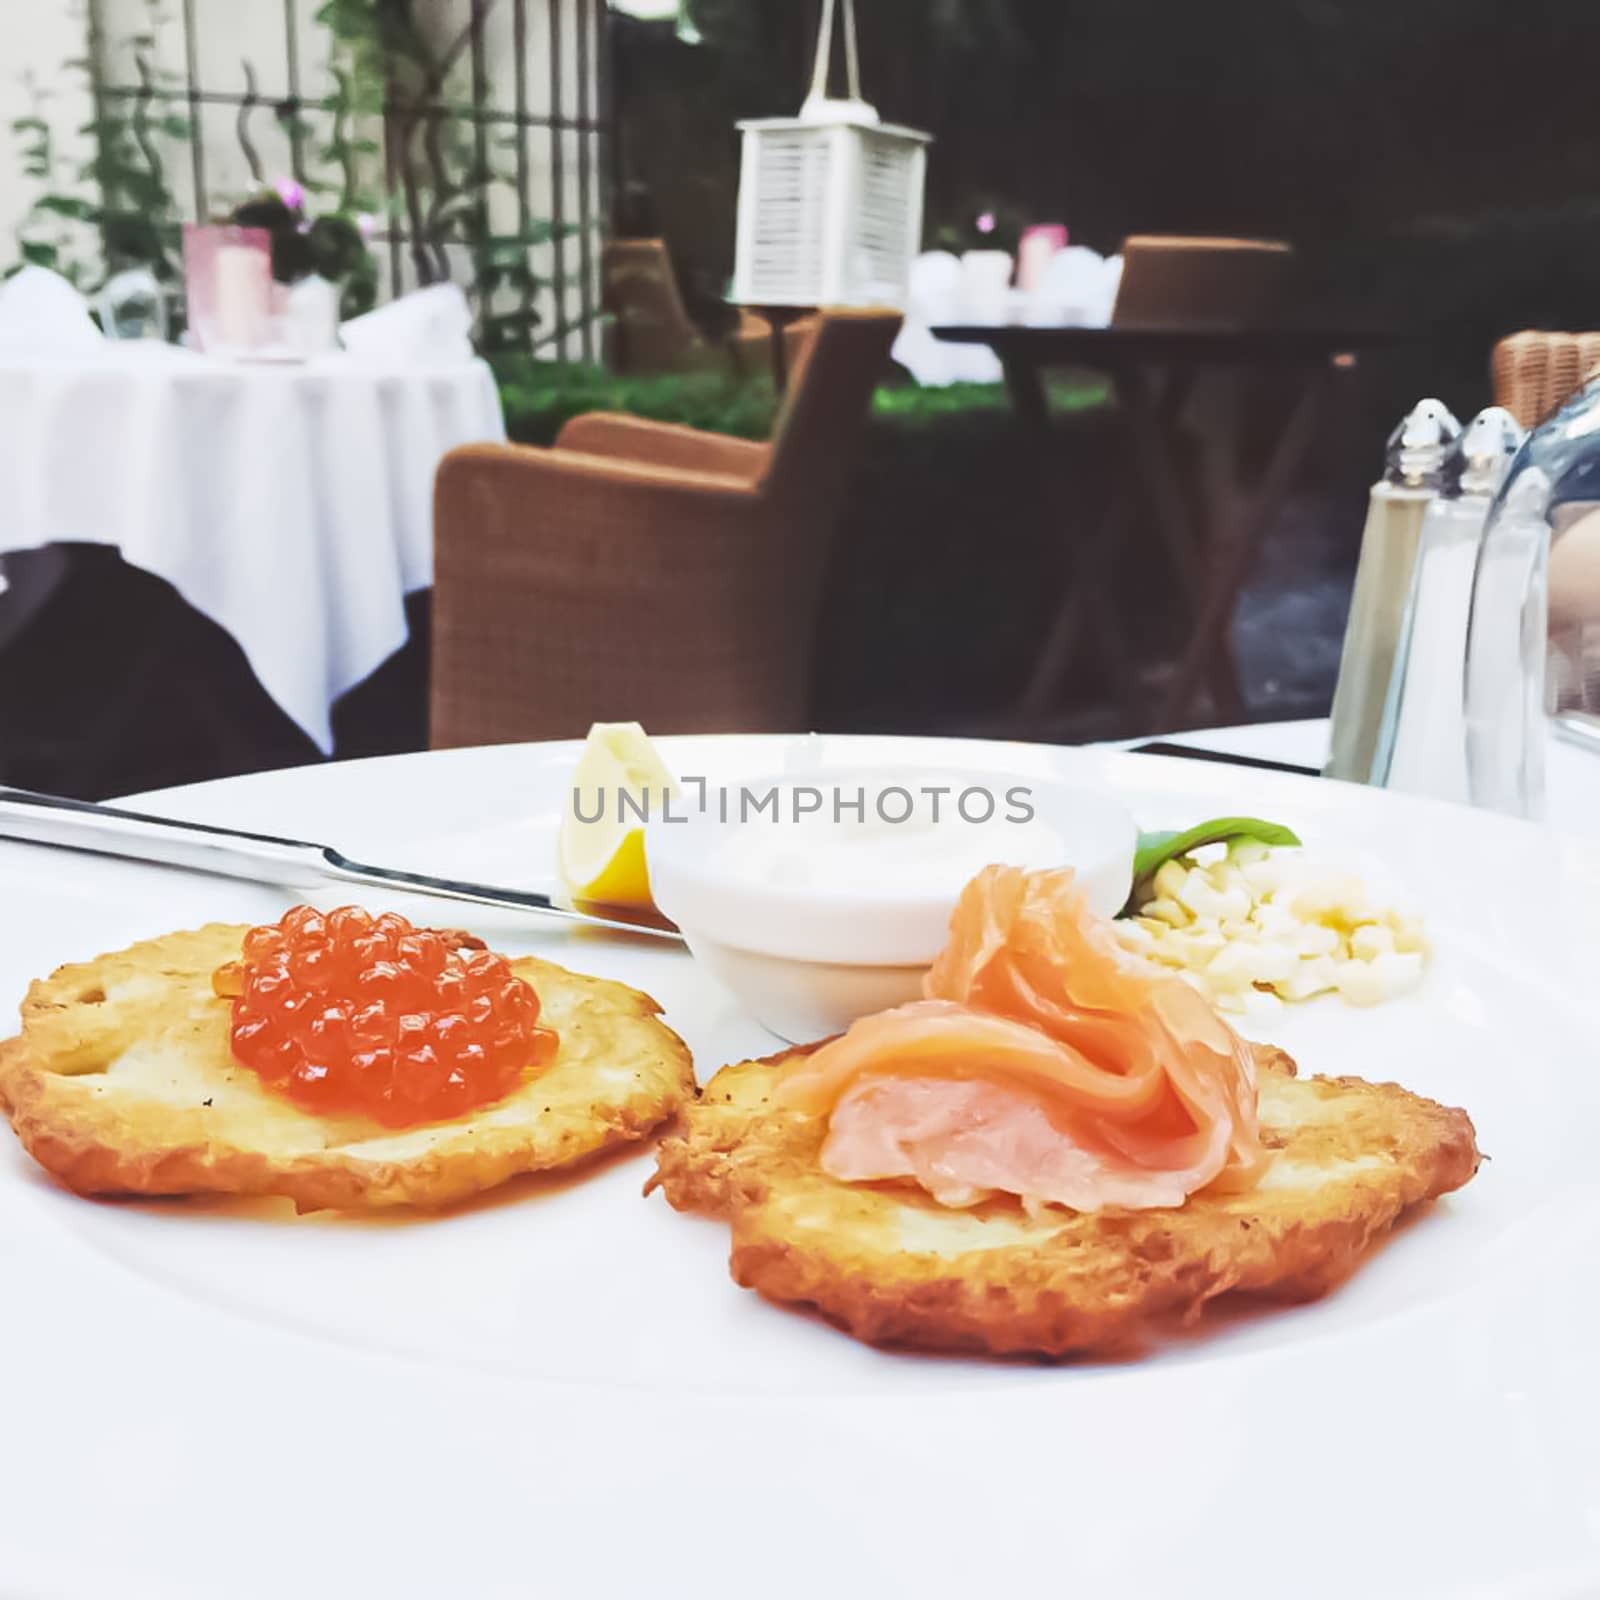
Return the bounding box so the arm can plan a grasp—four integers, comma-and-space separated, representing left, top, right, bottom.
810, 0, 864, 103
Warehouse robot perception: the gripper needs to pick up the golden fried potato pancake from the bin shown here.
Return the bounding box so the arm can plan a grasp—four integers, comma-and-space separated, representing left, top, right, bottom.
651, 1044, 1480, 1357
0, 923, 694, 1212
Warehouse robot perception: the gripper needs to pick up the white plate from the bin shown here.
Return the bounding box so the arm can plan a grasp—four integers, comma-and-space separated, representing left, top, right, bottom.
3, 734, 1599, 1599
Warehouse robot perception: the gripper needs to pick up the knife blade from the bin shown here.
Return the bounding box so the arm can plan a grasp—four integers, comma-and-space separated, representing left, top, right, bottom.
0, 786, 682, 942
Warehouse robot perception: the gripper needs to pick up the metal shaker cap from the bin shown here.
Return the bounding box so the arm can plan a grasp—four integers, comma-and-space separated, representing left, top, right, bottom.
1385, 398, 1462, 487
1455, 406, 1525, 497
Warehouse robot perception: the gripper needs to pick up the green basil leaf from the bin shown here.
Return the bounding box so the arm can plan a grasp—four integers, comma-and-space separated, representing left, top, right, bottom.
1123, 816, 1301, 914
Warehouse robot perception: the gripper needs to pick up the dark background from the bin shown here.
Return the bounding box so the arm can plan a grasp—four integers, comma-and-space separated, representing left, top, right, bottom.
622, 0, 1600, 397
609, 0, 1600, 741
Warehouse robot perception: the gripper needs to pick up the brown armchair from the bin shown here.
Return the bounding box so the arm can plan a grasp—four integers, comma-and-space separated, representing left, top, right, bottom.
1493, 330, 1600, 430
1112, 235, 1293, 328
431, 308, 900, 748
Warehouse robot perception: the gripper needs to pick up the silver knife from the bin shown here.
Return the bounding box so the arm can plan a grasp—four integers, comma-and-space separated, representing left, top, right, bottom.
0, 786, 682, 942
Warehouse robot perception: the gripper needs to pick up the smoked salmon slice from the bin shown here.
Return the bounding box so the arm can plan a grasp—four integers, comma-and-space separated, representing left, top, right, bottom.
774, 866, 1268, 1213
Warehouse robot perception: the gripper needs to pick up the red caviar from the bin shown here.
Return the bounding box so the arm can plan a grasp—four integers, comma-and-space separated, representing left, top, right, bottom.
219, 906, 557, 1127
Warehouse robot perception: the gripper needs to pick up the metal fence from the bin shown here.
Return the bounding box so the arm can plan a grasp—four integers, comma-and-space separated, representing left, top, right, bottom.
91, 0, 611, 359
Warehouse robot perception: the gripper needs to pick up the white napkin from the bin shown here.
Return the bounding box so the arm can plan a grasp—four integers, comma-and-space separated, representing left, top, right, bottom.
910, 251, 963, 321
340, 282, 475, 365
1101, 253, 1125, 322
0, 266, 103, 350
1034, 246, 1121, 327
891, 250, 1004, 388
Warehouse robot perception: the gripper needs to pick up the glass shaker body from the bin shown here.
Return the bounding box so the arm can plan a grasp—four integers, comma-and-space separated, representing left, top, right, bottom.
1378, 407, 1524, 805
1326, 485, 1435, 782
1326, 400, 1461, 783
1375, 496, 1490, 801
1465, 383, 1600, 817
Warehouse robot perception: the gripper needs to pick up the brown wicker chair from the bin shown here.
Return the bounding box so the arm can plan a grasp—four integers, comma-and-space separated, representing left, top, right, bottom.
1492, 330, 1600, 430
431, 308, 900, 748
603, 238, 812, 379
1112, 235, 1293, 328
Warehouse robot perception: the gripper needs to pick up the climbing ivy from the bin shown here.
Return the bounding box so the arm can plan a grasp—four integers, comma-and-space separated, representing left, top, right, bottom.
10, 0, 188, 289
313, 0, 583, 350
10, 0, 582, 348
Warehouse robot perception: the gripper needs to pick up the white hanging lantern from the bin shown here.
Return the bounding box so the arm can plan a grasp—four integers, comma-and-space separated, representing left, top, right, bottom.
731, 0, 931, 308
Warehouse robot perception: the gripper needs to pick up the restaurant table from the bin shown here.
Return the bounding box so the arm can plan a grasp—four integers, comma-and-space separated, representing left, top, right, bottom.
3, 723, 1595, 1600
932, 323, 1407, 732
0, 342, 504, 754
1129, 717, 1600, 840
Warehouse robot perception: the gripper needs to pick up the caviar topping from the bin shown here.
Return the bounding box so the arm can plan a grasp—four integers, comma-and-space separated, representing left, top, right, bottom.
218, 906, 557, 1127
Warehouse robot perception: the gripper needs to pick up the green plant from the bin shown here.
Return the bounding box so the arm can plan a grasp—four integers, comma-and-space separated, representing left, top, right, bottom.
9, 0, 578, 345
10, 0, 189, 289
315, 0, 586, 350
228, 180, 379, 317
929, 199, 1031, 258
10, 72, 79, 280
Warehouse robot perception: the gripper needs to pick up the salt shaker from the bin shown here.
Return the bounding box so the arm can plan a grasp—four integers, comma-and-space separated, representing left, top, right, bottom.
1326, 399, 1461, 782
1373, 407, 1525, 801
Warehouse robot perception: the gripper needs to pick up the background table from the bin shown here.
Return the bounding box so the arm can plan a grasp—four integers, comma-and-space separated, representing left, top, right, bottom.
933, 324, 1404, 732
0, 343, 504, 754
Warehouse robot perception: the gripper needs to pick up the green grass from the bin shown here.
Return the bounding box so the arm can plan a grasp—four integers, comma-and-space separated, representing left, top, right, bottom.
869, 373, 1112, 427
492, 358, 779, 444
489, 356, 1112, 446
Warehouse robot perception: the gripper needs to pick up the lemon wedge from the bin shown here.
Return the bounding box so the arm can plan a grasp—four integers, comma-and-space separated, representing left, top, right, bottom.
559, 722, 677, 908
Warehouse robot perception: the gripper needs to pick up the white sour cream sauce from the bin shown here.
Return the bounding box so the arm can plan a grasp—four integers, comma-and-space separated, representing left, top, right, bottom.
711, 776, 1066, 895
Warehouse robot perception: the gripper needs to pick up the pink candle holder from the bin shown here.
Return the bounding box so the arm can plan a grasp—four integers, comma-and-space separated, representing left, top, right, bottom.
1017, 224, 1069, 295
183, 224, 273, 354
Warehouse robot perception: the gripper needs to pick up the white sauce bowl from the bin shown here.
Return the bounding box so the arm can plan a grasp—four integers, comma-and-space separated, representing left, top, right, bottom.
646, 768, 1136, 1042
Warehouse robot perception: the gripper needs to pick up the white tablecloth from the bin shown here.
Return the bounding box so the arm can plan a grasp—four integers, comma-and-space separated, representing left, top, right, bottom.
1144, 718, 1600, 839
0, 343, 505, 753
